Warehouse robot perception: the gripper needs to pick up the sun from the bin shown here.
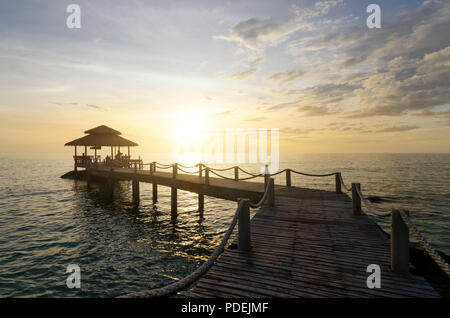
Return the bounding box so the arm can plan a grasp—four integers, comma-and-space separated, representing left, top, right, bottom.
171, 110, 211, 165
172, 110, 209, 142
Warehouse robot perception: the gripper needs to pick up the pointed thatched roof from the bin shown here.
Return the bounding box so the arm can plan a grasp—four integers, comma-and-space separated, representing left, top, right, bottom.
84, 125, 122, 135
65, 125, 138, 147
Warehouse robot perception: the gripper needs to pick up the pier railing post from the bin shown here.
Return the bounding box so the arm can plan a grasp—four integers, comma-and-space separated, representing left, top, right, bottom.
351, 183, 361, 215
234, 166, 239, 181
132, 180, 140, 205
172, 163, 177, 179
286, 169, 291, 187
238, 199, 251, 251
205, 168, 209, 185
268, 178, 275, 207
335, 173, 342, 194
152, 161, 156, 173
152, 183, 158, 204
391, 208, 410, 275
171, 164, 178, 221
150, 162, 153, 176
264, 164, 269, 189
198, 163, 203, 178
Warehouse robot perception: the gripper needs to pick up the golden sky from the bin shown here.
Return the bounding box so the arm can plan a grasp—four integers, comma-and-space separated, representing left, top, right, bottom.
1, 0, 449, 155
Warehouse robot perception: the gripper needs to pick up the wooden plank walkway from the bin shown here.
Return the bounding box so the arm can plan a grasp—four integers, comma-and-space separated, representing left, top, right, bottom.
81, 165, 438, 297
190, 189, 439, 298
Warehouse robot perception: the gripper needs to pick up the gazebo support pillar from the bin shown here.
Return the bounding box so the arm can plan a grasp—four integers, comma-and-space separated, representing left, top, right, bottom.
74, 146, 78, 172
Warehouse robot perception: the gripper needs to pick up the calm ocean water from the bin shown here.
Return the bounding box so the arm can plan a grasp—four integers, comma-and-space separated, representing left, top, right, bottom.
0, 153, 448, 297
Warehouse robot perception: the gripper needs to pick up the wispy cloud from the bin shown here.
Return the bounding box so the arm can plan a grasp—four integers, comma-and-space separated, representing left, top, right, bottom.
230, 68, 258, 80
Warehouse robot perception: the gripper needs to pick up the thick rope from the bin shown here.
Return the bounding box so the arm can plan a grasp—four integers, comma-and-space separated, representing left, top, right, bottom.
119, 200, 244, 298
206, 166, 236, 172
269, 169, 287, 176
209, 169, 262, 181
339, 173, 352, 192
290, 170, 336, 177
238, 167, 261, 177
249, 180, 272, 208
177, 167, 204, 175
399, 210, 450, 278
355, 184, 392, 217
177, 163, 200, 169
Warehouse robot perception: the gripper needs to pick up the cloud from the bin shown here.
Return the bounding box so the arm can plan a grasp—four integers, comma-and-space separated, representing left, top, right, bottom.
50, 101, 108, 111
245, 116, 266, 122
265, 69, 307, 85
373, 125, 420, 133
230, 68, 257, 80
281, 0, 450, 119
214, 0, 344, 52
86, 104, 109, 111
218, 110, 232, 115
297, 105, 339, 117
268, 83, 359, 112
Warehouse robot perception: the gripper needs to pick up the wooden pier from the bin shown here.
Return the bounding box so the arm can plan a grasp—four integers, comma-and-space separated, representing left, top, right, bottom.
191, 189, 438, 297
68, 163, 439, 298
63, 126, 443, 298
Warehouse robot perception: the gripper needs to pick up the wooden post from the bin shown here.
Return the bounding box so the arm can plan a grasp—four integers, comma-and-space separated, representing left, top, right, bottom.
264, 164, 270, 190
234, 166, 239, 181
132, 180, 140, 205
335, 173, 342, 194
107, 167, 114, 200
268, 178, 275, 207
352, 183, 361, 216
173, 163, 177, 179
198, 163, 203, 178
205, 167, 209, 185
286, 169, 291, 187
127, 146, 130, 157
86, 161, 91, 189
198, 193, 204, 218
238, 199, 251, 251
391, 209, 410, 275
150, 162, 153, 176
132, 166, 139, 204
74, 146, 77, 172
171, 163, 178, 221
152, 183, 158, 204
171, 186, 177, 222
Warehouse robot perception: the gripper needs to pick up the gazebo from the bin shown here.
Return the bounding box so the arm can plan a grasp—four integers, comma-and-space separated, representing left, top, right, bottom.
65, 125, 139, 171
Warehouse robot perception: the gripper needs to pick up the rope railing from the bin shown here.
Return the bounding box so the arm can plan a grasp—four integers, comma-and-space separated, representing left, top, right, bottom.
355, 184, 392, 217
208, 168, 262, 181
119, 200, 245, 298
339, 173, 352, 192
290, 169, 336, 177
249, 178, 273, 208
399, 210, 450, 277
351, 183, 450, 278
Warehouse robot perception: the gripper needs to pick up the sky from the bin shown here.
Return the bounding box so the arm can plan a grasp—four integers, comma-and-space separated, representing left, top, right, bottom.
0, 0, 449, 156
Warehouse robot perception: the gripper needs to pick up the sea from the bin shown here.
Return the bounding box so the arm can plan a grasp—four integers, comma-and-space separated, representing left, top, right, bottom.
0, 153, 448, 297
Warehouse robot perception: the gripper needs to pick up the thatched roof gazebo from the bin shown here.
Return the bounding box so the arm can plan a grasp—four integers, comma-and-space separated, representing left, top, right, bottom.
65, 125, 138, 171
